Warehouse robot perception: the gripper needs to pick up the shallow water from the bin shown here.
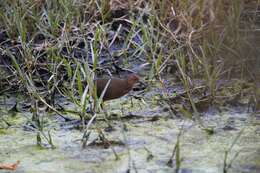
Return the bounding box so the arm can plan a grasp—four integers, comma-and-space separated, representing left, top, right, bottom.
0, 94, 260, 173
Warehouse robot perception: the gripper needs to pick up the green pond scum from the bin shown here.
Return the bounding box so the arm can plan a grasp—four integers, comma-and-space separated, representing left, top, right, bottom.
0, 0, 260, 173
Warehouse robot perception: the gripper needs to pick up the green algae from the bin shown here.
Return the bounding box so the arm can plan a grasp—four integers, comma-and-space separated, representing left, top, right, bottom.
0, 94, 260, 173
0, 129, 8, 135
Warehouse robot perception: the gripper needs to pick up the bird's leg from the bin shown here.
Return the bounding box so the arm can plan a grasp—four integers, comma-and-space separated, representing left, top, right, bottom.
101, 103, 114, 130
130, 97, 134, 107
101, 102, 108, 119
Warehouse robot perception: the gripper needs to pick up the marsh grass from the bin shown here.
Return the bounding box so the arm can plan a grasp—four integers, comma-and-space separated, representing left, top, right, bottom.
167, 127, 183, 171
0, 0, 259, 146
7, 51, 56, 148
223, 128, 245, 173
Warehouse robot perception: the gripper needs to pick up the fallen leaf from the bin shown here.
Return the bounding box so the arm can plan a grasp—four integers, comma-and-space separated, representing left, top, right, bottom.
0, 160, 20, 171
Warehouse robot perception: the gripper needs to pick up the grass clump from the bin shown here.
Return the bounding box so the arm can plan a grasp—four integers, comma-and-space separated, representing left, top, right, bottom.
0, 0, 259, 144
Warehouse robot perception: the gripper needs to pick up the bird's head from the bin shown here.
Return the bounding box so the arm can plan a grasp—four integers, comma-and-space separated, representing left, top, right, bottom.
127, 74, 140, 87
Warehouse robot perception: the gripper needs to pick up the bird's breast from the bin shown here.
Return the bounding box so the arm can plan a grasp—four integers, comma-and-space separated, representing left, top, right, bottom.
95, 78, 130, 101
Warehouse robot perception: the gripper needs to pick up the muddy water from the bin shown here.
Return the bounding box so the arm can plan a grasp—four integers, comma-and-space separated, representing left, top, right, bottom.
0, 95, 260, 173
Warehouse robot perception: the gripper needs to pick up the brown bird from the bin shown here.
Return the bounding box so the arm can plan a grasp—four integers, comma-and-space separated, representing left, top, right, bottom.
95, 74, 140, 101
